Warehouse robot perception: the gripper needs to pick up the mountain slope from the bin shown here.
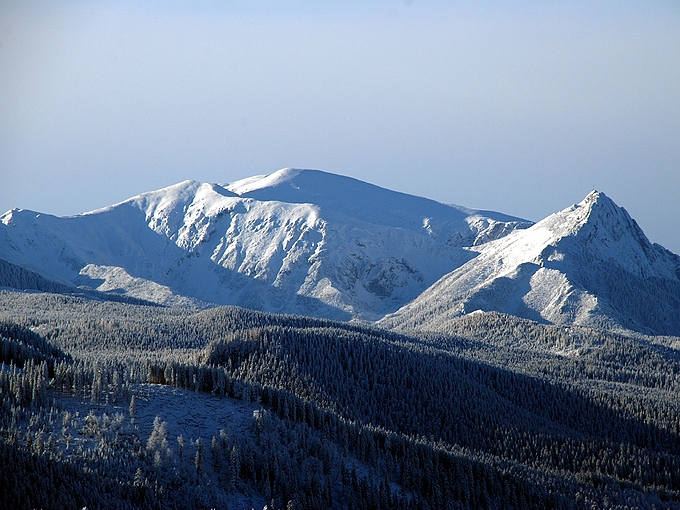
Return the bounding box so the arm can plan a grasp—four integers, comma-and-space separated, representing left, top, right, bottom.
0, 169, 530, 320
381, 191, 680, 336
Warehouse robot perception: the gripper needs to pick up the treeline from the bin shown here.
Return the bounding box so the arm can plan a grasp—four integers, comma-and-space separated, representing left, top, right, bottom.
192, 327, 680, 492
0, 290, 409, 358
0, 261, 162, 308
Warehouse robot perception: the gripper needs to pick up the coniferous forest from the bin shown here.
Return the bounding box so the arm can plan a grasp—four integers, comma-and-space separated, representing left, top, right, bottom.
1, 290, 679, 509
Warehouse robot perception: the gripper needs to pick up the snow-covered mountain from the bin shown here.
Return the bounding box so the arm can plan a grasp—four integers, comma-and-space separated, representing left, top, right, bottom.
380, 191, 680, 336
0, 168, 530, 320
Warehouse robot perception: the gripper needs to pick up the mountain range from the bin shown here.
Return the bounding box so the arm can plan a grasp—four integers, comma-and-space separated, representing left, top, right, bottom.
2, 168, 679, 336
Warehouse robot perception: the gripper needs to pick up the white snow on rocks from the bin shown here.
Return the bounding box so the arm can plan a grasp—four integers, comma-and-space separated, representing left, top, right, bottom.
0, 169, 530, 321
381, 191, 680, 335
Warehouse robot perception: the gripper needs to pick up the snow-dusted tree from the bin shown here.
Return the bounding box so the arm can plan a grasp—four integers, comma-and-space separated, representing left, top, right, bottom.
147, 416, 171, 468
129, 394, 136, 424
211, 434, 221, 470
195, 436, 204, 478
177, 434, 185, 461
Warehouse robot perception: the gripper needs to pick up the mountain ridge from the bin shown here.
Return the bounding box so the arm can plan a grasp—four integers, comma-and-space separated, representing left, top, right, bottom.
0, 169, 531, 321
380, 190, 680, 336
2, 171, 678, 335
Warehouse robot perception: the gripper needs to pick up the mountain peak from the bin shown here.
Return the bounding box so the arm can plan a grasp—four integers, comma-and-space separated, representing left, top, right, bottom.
226, 168, 302, 195
584, 188, 603, 200
534, 190, 639, 245
0, 208, 53, 227
526, 189, 678, 283
580, 189, 623, 218
382, 189, 680, 336
579, 191, 647, 243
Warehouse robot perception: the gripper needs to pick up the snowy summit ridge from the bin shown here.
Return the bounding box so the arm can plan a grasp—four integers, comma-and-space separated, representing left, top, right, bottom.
0, 169, 530, 321
2, 170, 678, 335
225, 167, 301, 195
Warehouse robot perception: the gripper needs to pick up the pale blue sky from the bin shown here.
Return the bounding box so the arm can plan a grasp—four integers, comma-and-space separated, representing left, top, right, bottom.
1, 1, 679, 252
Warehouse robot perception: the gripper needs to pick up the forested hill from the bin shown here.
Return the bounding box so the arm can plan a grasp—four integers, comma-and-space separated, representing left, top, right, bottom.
1, 290, 679, 509
0, 257, 162, 307
0, 257, 77, 294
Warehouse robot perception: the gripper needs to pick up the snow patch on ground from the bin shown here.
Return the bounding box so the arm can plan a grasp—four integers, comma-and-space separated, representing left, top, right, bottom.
58, 384, 260, 451
77, 264, 203, 308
